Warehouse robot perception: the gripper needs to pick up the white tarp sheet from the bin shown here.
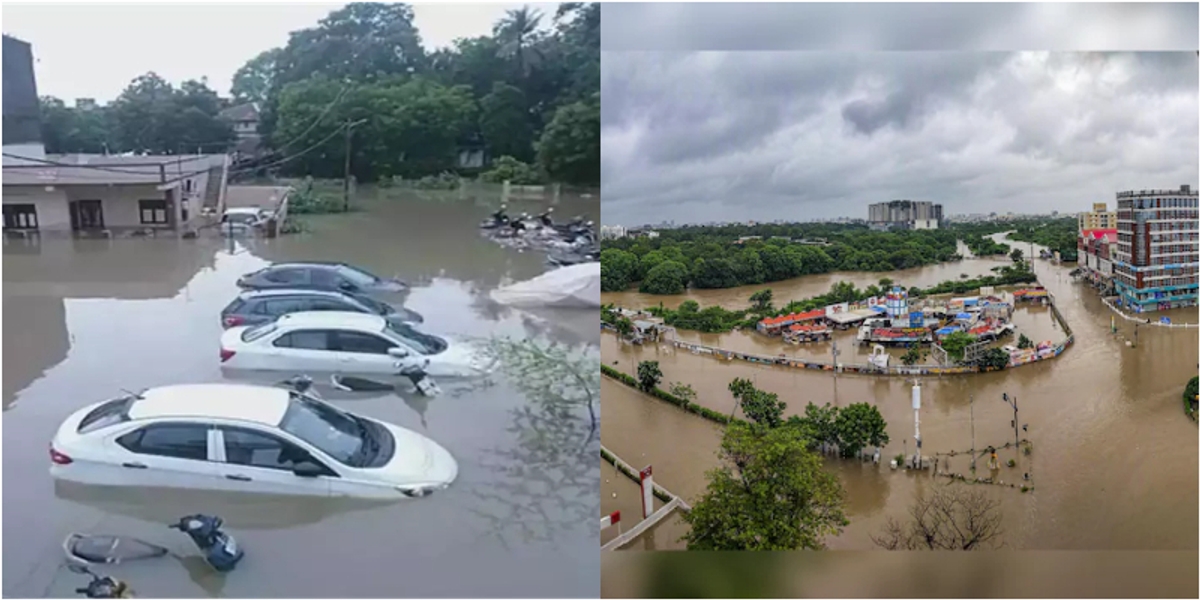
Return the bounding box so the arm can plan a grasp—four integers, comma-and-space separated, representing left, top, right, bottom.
490, 262, 600, 308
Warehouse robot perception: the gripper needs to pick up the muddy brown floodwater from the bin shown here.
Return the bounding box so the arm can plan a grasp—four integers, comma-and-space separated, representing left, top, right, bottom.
601, 236, 1198, 551
3, 187, 600, 597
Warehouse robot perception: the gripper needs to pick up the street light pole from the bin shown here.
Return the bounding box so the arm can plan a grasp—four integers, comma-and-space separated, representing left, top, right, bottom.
1003, 392, 1019, 450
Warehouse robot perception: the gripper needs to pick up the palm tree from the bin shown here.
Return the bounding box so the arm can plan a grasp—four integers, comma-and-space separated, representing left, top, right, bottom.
493, 6, 544, 78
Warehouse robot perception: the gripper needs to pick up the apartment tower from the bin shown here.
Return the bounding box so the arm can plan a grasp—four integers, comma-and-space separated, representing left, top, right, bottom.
1111, 185, 1199, 312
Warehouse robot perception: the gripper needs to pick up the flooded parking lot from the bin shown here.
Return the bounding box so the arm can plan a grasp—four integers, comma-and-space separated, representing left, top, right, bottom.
600, 249, 1198, 551
3, 189, 600, 597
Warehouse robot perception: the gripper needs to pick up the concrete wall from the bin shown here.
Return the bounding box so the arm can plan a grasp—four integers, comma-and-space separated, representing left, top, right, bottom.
2, 186, 71, 231
63, 184, 174, 230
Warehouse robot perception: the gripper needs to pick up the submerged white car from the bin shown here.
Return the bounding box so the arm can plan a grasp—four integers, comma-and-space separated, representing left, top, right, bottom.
220, 311, 492, 379
49, 384, 457, 499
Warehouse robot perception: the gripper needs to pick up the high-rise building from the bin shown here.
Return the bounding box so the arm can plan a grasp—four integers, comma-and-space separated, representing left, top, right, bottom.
867, 200, 943, 230
1078, 202, 1117, 231
1111, 185, 1198, 312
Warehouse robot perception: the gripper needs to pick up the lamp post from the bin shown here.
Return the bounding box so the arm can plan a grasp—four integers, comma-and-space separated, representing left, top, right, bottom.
1002, 392, 1019, 450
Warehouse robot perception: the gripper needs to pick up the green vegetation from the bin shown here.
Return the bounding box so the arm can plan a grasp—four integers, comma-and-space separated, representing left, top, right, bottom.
682, 420, 848, 550
40, 3, 599, 186
1017, 334, 1033, 350
939, 331, 977, 362
600, 220, 1055, 293
40, 76, 234, 155
1185, 376, 1198, 421
1008, 217, 1080, 261
287, 177, 348, 214
636, 360, 663, 392
1009, 248, 1024, 263
901, 346, 928, 366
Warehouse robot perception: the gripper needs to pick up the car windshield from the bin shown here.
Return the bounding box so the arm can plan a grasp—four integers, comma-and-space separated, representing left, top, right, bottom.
336, 265, 383, 286
347, 292, 391, 314
223, 212, 258, 224
279, 394, 367, 466
386, 322, 447, 355
241, 322, 278, 343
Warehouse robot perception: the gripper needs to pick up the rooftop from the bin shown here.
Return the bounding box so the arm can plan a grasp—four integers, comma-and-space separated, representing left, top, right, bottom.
126, 383, 290, 425
2, 153, 223, 186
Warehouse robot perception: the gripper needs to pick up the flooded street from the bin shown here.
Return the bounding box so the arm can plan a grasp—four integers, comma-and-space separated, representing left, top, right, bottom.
3, 188, 601, 597
600, 246, 1198, 551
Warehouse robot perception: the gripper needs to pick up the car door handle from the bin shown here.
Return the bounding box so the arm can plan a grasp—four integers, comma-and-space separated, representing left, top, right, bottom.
121, 462, 147, 469
224, 474, 252, 481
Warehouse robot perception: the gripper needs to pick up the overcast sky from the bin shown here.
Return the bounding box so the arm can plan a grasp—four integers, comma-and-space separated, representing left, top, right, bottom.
1, 2, 557, 102
602, 51, 1199, 226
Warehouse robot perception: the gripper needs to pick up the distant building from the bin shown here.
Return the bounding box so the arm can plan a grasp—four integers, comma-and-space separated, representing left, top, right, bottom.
868, 200, 943, 230
600, 225, 626, 239
1078, 202, 1117, 231
1078, 228, 1118, 293
218, 102, 263, 160
1110, 185, 1198, 312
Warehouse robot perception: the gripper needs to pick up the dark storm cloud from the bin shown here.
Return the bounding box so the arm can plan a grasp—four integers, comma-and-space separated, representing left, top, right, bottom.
601, 52, 1199, 226
601, 3, 1199, 51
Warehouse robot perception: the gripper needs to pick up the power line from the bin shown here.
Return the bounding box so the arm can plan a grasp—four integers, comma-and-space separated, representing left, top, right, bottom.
227, 119, 358, 177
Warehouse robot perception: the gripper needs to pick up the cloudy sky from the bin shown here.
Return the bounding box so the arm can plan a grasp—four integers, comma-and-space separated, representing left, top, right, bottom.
601, 51, 1199, 226
1, 2, 557, 102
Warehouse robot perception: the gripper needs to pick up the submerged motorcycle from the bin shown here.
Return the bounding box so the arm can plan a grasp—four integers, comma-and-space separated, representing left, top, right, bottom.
63, 513, 244, 596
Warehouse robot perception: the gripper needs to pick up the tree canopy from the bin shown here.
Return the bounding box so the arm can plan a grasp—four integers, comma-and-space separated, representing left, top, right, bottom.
38, 3, 600, 185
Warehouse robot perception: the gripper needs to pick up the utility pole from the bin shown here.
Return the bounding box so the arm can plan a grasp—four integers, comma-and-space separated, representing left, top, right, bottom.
342, 119, 367, 213
1003, 392, 1019, 451
969, 394, 976, 472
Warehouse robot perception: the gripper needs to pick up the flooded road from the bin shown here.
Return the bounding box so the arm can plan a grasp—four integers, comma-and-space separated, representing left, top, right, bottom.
600, 248, 1198, 551
3, 188, 601, 597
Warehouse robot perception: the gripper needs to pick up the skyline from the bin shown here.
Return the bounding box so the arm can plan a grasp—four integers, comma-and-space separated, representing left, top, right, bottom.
601, 51, 1199, 226
1, 2, 559, 102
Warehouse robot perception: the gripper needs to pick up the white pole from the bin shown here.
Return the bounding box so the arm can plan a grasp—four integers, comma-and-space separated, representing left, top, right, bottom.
640, 466, 654, 518
912, 381, 922, 468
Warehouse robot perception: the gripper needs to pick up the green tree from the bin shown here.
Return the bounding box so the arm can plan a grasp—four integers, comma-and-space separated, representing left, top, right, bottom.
600, 248, 638, 292
39, 97, 115, 154
107, 73, 234, 154
900, 346, 926, 366
230, 48, 281, 106
614, 316, 633, 338
834, 402, 890, 458
636, 360, 663, 392
639, 260, 688, 295
682, 422, 848, 550
749, 289, 773, 311
794, 402, 840, 452
536, 96, 599, 184
977, 347, 1010, 370
727, 378, 786, 429
1009, 248, 1024, 263
494, 5, 545, 80
939, 331, 977, 363
1017, 334, 1033, 350
480, 155, 539, 184
669, 382, 697, 404
479, 82, 534, 162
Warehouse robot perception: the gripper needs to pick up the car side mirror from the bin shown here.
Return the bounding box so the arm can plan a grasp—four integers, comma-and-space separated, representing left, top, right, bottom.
292, 461, 325, 478
387, 347, 410, 358
339, 281, 357, 291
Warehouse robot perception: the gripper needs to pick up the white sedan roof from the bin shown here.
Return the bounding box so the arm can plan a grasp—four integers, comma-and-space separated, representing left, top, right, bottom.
126, 384, 290, 426
276, 311, 387, 331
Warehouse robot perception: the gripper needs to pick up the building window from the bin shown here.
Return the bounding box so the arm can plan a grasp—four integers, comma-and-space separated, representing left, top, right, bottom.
2, 204, 39, 230
139, 199, 169, 225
